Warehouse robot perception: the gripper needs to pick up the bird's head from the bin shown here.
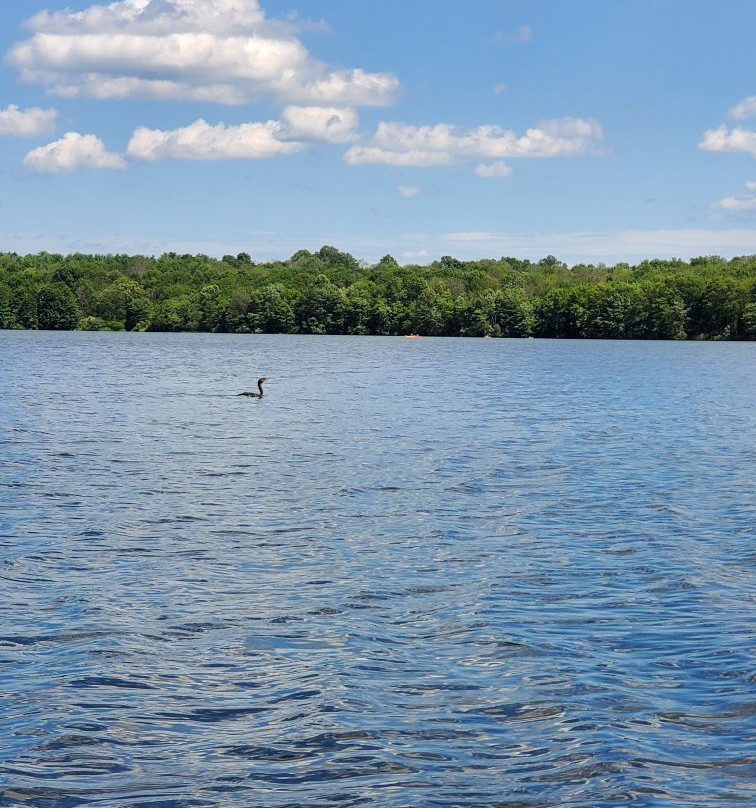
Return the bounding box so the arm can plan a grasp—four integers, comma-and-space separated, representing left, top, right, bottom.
258, 377, 268, 384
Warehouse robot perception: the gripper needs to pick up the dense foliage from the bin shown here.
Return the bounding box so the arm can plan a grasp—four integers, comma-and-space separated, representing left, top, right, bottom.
1, 247, 755, 340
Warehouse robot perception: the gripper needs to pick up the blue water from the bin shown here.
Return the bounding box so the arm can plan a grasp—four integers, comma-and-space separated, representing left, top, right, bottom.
1, 331, 754, 807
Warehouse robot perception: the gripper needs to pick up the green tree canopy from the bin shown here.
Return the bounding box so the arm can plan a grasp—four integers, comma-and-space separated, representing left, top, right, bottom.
37, 283, 80, 330
0, 250, 753, 340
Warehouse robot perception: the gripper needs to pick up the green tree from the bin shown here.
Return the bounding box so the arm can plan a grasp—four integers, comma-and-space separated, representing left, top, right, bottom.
0, 283, 17, 328
534, 287, 584, 338
495, 288, 534, 337
639, 282, 687, 339
461, 290, 498, 337
575, 284, 641, 339
37, 283, 79, 330
151, 295, 200, 332
742, 302, 756, 340
317, 245, 360, 271
97, 279, 152, 331
256, 284, 296, 333
295, 275, 346, 334
197, 283, 227, 332
14, 290, 39, 330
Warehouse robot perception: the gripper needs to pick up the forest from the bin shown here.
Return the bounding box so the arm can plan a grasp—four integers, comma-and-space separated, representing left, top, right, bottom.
1, 247, 755, 340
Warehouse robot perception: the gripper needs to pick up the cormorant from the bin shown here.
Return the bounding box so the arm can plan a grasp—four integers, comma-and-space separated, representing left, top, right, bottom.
237, 377, 268, 398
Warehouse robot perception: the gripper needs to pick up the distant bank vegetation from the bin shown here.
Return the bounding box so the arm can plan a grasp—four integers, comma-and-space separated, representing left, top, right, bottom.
1, 247, 755, 340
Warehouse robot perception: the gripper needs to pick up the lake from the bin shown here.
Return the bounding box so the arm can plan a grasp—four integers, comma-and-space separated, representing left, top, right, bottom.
1, 331, 754, 807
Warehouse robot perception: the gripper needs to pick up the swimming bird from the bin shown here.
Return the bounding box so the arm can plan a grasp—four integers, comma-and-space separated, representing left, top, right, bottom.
237, 377, 268, 398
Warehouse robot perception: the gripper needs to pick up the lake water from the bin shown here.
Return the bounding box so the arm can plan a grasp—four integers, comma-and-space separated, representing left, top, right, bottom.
1, 331, 754, 808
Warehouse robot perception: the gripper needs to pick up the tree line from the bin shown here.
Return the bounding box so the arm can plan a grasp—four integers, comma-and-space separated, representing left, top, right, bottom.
1, 247, 754, 340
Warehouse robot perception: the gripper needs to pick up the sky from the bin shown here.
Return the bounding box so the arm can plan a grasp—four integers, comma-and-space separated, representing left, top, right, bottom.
0, 0, 755, 266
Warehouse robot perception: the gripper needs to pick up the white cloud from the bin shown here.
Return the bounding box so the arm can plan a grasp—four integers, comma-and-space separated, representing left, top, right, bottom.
493, 83, 509, 95
346, 144, 453, 167
495, 25, 532, 43
699, 125, 756, 157
23, 131, 126, 172
400, 249, 431, 260
442, 228, 756, 261
729, 96, 756, 120
281, 106, 358, 143
4, 227, 756, 266
8, 0, 399, 107
398, 185, 421, 198
25, 0, 265, 35
717, 195, 756, 211
127, 118, 303, 160
475, 161, 512, 178
49, 75, 251, 106
345, 117, 604, 169
716, 181, 756, 212
0, 103, 58, 137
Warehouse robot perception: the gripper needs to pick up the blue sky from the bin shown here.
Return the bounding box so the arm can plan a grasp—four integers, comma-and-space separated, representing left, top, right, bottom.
1, 0, 755, 265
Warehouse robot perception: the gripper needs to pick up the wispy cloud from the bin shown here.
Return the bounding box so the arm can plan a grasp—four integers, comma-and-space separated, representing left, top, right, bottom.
24, 132, 126, 172
8, 0, 398, 107
4, 226, 755, 266
443, 228, 756, 261
495, 25, 532, 44
345, 118, 604, 170
0, 103, 57, 137
729, 96, 756, 120
398, 185, 421, 198
475, 161, 512, 178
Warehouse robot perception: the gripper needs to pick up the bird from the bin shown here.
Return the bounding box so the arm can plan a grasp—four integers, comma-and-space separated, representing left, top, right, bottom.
236, 377, 268, 398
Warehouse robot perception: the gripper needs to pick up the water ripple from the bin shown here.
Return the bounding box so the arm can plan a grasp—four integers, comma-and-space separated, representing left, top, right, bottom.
0, 332, 754, 807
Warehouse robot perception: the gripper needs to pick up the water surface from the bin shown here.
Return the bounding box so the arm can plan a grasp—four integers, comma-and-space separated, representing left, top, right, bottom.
1, 332, 754, 807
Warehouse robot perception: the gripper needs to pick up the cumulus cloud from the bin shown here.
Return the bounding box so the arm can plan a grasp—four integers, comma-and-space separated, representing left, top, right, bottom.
699, 125, 756, 157
345, 117, 604, 169
475, 161, 513, 178
281, 106, 358, 143
729, 96, 756, 120
0, 103, 58, 137
718, 195, 756, 211
8, 0, 398, 107
716, 181, 756, 212
127, 118, 303, 160
24, 132, 126, 172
